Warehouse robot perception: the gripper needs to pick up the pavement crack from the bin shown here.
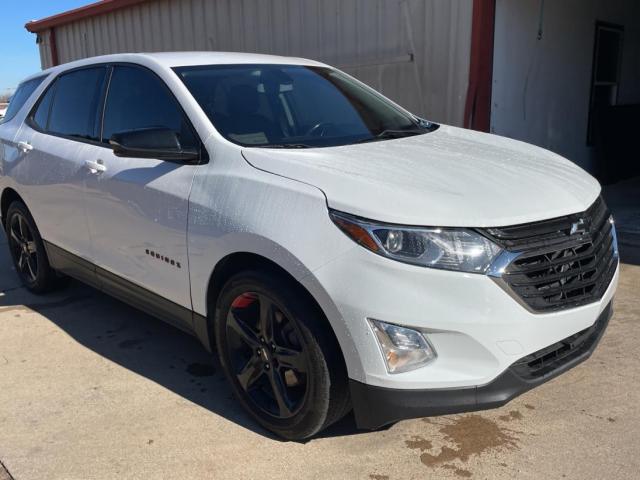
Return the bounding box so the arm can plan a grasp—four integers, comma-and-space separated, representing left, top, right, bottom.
0, 459, 15, 480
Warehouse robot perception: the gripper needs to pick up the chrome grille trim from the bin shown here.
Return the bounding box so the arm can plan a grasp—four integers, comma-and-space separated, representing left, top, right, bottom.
483, 196, 619, 313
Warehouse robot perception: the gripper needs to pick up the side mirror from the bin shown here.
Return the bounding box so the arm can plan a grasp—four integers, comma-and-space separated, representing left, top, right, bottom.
109, 128, 200, 163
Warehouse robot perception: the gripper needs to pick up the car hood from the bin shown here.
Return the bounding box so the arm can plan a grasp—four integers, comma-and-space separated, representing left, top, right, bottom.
241, 125, 601, 227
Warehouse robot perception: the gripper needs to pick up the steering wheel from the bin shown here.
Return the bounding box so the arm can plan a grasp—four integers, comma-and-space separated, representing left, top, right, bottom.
305, 122, 334, 137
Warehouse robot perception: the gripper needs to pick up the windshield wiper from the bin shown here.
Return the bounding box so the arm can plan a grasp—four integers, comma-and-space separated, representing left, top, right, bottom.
355, 128, 426, 144
257, 143, 313, 149
377, 128, 427, 138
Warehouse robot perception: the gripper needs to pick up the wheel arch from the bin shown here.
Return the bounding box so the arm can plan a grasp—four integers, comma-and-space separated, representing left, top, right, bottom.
1, 187, 26, 229
203, 251, 352, 378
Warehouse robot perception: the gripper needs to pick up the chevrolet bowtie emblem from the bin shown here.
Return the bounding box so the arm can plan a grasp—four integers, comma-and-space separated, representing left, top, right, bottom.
570, 218, 586, 235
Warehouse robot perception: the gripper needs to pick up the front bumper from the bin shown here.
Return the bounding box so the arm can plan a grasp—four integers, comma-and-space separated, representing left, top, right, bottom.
307, 242, 618, 390
350, 301, 613, 429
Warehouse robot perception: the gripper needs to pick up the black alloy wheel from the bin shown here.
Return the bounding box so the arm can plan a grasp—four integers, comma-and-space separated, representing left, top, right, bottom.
225, 292, 309, 419
215, 270, 350, 440
5, 201, 60, 293
8, 211, 38, 284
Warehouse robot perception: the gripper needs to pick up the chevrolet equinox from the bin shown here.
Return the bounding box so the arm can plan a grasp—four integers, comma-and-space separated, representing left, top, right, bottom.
0, 53, 619, 440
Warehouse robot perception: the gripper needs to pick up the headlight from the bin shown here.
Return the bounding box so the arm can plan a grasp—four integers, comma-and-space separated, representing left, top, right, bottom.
330, 211, 502, 273
368, 319, 436, 373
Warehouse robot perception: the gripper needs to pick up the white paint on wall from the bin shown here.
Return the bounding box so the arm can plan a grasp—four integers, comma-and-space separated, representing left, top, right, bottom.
492, 0, 640, 172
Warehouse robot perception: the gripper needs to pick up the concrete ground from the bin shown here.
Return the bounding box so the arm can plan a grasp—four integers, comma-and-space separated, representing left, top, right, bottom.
1, 232, 639, 480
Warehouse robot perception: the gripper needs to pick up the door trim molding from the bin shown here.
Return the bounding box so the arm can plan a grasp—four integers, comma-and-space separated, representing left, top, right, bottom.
44, 240, 211, 350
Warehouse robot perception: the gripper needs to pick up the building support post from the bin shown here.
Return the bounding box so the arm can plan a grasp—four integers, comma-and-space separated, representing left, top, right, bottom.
464, 0, 496, 132
49, 27, 60, 67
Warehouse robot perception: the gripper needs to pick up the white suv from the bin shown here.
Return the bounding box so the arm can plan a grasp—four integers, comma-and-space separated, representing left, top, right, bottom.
0, 53, 619, 440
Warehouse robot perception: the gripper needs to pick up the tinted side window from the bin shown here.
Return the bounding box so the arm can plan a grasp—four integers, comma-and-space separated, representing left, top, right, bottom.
48, 68, 107, 141
102, 66, 197, 149
32, 84, 56, 131
1, 76, 46, 124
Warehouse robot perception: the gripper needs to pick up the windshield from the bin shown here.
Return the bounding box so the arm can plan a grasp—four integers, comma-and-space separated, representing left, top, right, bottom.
174, 64, 437, 148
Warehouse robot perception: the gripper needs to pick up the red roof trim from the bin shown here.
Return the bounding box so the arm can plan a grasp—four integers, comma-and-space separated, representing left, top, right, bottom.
25, 0, 152, 33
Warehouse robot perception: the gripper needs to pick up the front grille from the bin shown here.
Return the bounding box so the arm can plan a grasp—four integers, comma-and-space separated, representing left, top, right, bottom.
511, 302, 611, 380
482, 196, 618, 312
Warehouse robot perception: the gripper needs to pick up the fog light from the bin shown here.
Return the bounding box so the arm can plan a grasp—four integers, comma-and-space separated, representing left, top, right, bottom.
368, 319, 436, 373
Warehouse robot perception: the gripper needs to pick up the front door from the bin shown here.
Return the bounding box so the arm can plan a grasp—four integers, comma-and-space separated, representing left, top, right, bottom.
82, 65, 200, 319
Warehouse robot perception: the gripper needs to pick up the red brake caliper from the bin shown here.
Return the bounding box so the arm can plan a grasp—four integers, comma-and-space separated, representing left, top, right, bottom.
231, 292, 258, 309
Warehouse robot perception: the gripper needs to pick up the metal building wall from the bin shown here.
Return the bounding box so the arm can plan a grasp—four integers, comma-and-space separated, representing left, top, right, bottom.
492, 0, 640, 171
36, 29, 53, 69
37, 0, 473, 125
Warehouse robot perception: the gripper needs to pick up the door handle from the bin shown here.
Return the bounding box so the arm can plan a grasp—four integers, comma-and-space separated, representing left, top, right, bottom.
17, 141, 33, 153
84, 159, 107, 174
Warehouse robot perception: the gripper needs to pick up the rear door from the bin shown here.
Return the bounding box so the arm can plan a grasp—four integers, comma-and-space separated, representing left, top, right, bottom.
81, 64, 200, 318
10, 67, 107, 263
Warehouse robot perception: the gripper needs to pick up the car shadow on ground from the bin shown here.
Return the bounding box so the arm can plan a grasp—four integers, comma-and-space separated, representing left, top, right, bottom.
620, 245, 640, 266
1, 276, 365, 443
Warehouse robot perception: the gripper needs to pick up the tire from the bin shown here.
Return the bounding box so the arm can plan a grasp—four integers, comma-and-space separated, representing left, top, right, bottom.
214, 270, 350, 440
5, 201, 60, 293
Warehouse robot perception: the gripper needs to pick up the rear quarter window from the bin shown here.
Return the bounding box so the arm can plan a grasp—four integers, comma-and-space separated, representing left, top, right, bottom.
0, 75, 47, 124
31, 83, 56, 131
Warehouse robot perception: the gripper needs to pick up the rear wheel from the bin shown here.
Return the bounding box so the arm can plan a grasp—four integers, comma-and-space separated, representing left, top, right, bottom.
214, 270, 349, 440
5, 201, 60, 293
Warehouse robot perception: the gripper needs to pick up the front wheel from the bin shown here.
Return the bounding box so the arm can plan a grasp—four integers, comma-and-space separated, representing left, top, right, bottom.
214, 270, 349, 440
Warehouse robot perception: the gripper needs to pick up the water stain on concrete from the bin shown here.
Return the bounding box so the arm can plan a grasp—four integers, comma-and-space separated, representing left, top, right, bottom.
186, 363, 216, 377
406, 415, 521, 473
443, 464, 473, 478
118, 338, 145, 349
499, 410, 523, 422
405, 436, 432, 452
105, 324, 128, 335
580, 409, 617, 423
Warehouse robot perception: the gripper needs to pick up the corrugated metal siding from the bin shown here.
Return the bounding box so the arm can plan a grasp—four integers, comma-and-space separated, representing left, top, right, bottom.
36, 30, 53, 69
38, 0, 472, 125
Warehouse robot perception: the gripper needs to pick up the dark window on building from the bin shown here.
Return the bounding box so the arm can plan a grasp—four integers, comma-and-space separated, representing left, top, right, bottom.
47, 67, 107, 141
0, 75, 47, 124
102, 66, 197, 149
31, 83, 57, 131
588, 22, 624, 145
